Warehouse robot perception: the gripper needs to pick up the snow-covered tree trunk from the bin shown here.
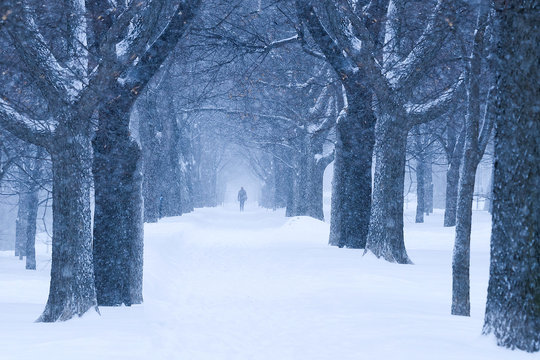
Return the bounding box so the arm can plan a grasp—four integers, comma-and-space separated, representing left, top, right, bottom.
482, 0, 539, 352
329, 91, 375, 248
451, 2, 491, 317
93, 104, 143, 306
366, 114, 411, 263
39, 128, 96, 322
451, 148, 477, 315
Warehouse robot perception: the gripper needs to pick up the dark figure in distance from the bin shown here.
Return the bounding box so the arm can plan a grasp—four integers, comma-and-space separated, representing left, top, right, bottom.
238, 187, 247, 212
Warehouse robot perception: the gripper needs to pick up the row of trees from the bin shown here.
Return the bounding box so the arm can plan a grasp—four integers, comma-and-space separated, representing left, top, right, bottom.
0, 0, 536, 353
0, 0, 202, 321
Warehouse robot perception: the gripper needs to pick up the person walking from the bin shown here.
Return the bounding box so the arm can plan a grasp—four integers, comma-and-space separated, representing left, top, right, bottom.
237, 187, 247, 212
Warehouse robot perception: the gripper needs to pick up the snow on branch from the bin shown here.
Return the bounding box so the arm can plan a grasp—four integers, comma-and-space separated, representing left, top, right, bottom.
7, 2, 77, 104
383, 0, 455, 89
0, 98, 52, 148
405, 76, 464, 128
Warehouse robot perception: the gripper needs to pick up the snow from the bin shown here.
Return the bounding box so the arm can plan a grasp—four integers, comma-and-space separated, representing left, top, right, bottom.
0, 205, 534, 360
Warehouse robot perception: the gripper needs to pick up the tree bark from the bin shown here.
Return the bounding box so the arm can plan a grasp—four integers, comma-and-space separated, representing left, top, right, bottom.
366, 114, 412, 264
451, 2, 489, 317
424, 153, 433, 214
287, 136, 329, 221
38, 129, 96, 322
444, 155, 461, 226
483, 1, 539, 352
15, 194, 28, 260
24, 189, 39, 270
451, 149, 477, 316
415, 131, 426, 223
329, 91, 375, 248
93, 107, 143, 307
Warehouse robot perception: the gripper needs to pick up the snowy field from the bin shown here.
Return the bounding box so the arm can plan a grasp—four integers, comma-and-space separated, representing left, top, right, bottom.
0, 204, 535, 360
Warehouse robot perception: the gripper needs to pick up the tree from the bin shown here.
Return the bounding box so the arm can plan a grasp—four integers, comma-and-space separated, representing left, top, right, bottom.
438, 112, 466, 227
451, 0, 494, 316
0, 0, 201, 320
296, 0, 378, 249
89, 0, 201, 307
14, 145, 45, 269
482, 0, 539, 352
297, 0, 461, 260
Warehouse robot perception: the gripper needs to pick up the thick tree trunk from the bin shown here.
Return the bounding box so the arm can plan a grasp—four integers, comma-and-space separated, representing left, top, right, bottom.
306, 159, 327, 221
483, 1, 539, 352
288, 138, 328, 221
284, 164, 295, 217
290, 146, 309, 217
329, 91, 375, 248
273, 156, 288, 209
93, 110, 144, 307
366, 115, 412, 264
38, 131, 96, 322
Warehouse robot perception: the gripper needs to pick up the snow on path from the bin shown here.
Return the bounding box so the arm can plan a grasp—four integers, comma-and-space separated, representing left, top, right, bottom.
0, 204, 534, 360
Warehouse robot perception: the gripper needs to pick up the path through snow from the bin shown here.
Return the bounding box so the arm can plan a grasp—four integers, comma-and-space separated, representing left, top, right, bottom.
0, 204, 534, 359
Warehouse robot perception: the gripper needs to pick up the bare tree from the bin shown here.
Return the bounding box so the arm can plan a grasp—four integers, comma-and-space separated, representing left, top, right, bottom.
451, 0, 494, 316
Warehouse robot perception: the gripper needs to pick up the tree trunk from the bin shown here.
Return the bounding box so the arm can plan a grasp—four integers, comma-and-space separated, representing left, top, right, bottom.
306, 158, 328, 221
93, 110, 144, 307
451, 150, 478, 316
444, 156, 461, 226
366, 114, 412, 264
329, 91, 375, 248
284, 164, 295, 217
290, 146, 309, 217
38, 131, 96, 322
424, 153, 434, 214
415, 133, 426, 223
287, 137, 328, 221
483, 1, 539, 352
273, 156, 288, 209
451, 2, 489, 316
483, 157, 494, 213
15, 194, 28, 260
24, 189, 39, 270
415, 160, 425, 223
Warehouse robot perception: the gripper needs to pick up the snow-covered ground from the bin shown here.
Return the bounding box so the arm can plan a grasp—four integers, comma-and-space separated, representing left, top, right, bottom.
0, 204, 534, 360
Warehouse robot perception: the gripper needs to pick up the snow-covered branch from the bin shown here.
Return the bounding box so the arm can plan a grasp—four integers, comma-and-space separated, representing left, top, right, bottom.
406, 77, 464, 128
6, 1, 75, 105
0, 98, 51, 148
